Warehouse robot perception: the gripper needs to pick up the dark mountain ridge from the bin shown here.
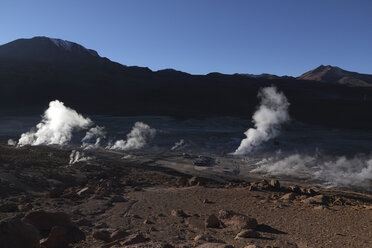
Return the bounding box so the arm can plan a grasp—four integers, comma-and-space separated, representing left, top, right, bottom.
0, 37, 371, 129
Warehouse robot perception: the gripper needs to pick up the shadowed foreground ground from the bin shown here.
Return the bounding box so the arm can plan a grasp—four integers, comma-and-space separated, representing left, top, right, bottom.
0, 144, 371, 248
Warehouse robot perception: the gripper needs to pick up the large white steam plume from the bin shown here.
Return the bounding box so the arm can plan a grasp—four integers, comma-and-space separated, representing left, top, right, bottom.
233, 86, 290, 155
108, 122, 156, 151
18, 100, 92, 146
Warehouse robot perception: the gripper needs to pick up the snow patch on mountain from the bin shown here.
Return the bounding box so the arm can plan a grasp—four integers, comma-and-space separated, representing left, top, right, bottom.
49, 38, 98, 56
50, 38, 74, 51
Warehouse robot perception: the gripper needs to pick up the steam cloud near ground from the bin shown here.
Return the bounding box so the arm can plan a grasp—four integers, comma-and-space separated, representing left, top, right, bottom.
251, 153, 372, 188
81, 126, 106, 150
233, 86, 290, 155
18, 100, 92, 146
15, 100, 156, 151
7, 95, 372, 190
107, 122, 156, 151
69, 150, 93, 165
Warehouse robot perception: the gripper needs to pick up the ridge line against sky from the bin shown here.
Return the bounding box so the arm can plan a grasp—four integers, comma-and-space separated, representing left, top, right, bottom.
1, 0, 371, 76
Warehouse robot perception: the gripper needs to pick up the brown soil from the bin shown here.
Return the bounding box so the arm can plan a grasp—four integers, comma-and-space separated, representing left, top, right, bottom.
0, 144, 371, 248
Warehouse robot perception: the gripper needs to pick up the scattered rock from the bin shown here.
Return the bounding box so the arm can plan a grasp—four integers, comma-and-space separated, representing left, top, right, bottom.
77, 187, 91, 196
188, 177, 205, 186
110, 228, 129, 241
143, 218, 154, 224
305, 188, 316, 195
313, 205, 328, 210
247, 185, 257, 191
280, 193, 296, 201
18, 203, 33, 212
205, 214, 220, 228
120, 233, 149, 245
0, 217, 40, 248
257, 180, 270, 190
95, 222, 109, 228
194, 233, 218, 242
196, 243, 233, 248
234, 229, 260, 239
244, 245, 262, 248
18, 195, 32, 204
121, 241, 174, 248
302, 195, 325, 205
288, 185, 301, 194
269, 179, 280, 189
93, 229, 112, 242
171, 209, 189, 218
76, 218, 93, 227
218, 210, 258, 230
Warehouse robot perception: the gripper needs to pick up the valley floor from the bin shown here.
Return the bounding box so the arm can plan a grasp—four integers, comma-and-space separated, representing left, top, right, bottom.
0, 144, 371, 248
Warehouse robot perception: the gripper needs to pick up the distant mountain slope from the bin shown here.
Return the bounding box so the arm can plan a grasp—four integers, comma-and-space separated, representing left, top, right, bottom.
0, 37, 371, 129
298, 65, 372, 87
0, 36, 99, 60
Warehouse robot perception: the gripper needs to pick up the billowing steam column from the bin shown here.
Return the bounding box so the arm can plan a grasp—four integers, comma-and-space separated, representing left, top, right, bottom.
233, 86, 290, 155
18, 100, 92, 146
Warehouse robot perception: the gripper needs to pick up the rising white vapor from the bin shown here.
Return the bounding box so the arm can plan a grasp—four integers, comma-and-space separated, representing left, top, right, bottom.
81, 126, 106, 150
69, 150, 93, 165
18, 100, 92, 146
233, 86, 290, 155
171, 139, 185, 151
7, 139, 17, 146
251, 153, 372, 188
108, 122, 156, 151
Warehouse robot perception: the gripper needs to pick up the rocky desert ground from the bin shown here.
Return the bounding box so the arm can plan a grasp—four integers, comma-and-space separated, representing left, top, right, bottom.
0, 144, 371, 248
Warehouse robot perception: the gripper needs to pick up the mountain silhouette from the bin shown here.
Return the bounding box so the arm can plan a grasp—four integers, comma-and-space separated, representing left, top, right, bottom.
0, 37, 371, 129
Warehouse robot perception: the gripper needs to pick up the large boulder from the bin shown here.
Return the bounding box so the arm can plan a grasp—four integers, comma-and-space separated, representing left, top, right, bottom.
23, 210, 85, 244
40, 226, 68, 248
0, 217, 40, 248
218, 210, 257, 230
234, 229, 260, 239
302, 195, 326, 205
205, 214, 220, 228
93, 229, 112, 242
23, 210, 73, 232
280, 193, 296, 201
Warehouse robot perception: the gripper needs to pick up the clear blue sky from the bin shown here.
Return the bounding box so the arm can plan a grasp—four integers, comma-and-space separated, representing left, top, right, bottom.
0, 0, 371, 76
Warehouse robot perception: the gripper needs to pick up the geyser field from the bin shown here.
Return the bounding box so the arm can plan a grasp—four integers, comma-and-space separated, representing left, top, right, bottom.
3, 87, 372, 190
1, 87, 372, 248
